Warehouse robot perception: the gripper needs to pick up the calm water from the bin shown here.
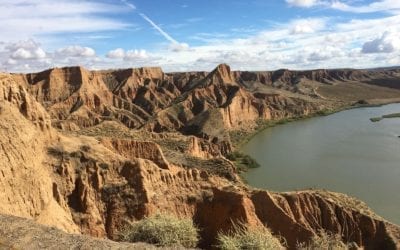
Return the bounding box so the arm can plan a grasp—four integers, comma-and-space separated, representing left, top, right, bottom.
242, 103, 400, 225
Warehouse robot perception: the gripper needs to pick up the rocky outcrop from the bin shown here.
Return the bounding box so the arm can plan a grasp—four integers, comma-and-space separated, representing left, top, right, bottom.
1, 73, 52, 132
194, 188, 262, 248
250, 190, 400, 249
186, 136, 224, 159
100, 139, 170, 169
192, 188, 400, 249
0, 74, 77, 233
14, 66, 114, 129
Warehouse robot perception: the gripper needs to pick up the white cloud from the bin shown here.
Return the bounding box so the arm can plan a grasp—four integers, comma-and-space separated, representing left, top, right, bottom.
362, 31, 400, 53
2, 10, 400, 73
330, 0, 400, 13
4, 39, 47, 60
11, 48, 46, 60
290, 18, 327, 34
106, 48, 149, 61
0, 40, 100, 72
56, 46, 96, 57
169, 43, 190, 52
125, 49, 149, 60
0, 38, 156, 72
5, 39, 41, 51
5, 59, 17, 65
0, 0, 130, 41
151, 15, 400, 71
107, 48, 126, 59
286, 0, 321, 8
308, 46, 345, 61
287, 0, 400, 13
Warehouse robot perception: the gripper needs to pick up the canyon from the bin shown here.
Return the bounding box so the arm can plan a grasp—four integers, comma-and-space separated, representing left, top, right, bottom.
1, 64, 400, 249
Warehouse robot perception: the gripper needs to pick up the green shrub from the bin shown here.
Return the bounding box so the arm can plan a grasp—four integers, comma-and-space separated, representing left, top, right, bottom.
240, 156, 259, 168
226, 151, 260, 171
118, 213, 199, 248
382, 113, 400, 118
226, 151, 242, 161
316, 109, 334, 116
370, 117, 382, 122
297, 230, 349, 250
370, 113, 400, 122
216, 223, 285, 250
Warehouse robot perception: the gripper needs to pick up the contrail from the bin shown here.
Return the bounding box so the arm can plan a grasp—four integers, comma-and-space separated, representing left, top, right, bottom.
139, 13, 179, 44
120, 0, 136, 10
120, 0, 182, 46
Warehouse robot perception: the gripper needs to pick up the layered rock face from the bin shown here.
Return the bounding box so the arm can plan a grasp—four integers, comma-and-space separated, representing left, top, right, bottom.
233, 68, 400, 89
13, 64, 326, 150
0, 73, 79, 233
14, 64, 400, 133
1, 66, 400, 249
195, 189, 400, 249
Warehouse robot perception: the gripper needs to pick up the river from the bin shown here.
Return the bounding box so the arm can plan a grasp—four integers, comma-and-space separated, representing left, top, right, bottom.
242, 103, 400, 225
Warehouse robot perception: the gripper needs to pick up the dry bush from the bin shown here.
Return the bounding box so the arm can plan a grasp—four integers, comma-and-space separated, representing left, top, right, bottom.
216, 223, 285, 250
297, 230, 350, 250
118, 213, 199, 248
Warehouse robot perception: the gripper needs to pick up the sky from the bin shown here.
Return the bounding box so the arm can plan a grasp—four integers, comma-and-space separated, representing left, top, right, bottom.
1, 0, 400, 72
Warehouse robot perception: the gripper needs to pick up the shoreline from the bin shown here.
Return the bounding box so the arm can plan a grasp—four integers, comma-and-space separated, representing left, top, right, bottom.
234, 98, 400, 149
230, 108, 340, 150
230, 98, 400, 172
234, 100, 400, 226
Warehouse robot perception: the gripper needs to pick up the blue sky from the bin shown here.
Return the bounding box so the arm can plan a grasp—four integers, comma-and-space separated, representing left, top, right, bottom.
1, 0, 400, 72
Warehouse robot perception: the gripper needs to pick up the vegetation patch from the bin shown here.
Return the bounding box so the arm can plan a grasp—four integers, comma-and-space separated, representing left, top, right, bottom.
370, 112, 400, 122
370, 117, 383, 122
216, 223, 285, 250
227, 151, 260, 172
316, 109, 337, 116
383, 113, 400, 118
80, 145, 91, 152
47, 146, 68, 158
118, 213, 199, 248
296, 230, 352, 250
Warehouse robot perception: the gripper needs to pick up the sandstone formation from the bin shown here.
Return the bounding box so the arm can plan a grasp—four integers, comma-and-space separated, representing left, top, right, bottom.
1, 65, 400, 249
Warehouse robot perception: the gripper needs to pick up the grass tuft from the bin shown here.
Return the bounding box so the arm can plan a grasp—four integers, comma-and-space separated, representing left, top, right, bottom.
297, 230, 351, 250
118, 213, 199, 248
216, 223, 285, 250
